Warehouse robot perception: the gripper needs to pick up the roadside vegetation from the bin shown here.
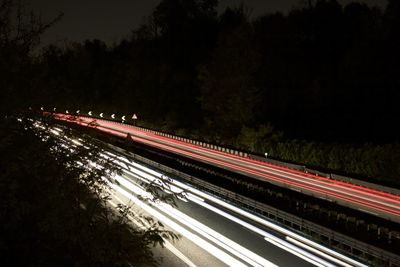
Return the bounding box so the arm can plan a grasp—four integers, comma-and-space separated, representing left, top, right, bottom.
0, 115, 178, 267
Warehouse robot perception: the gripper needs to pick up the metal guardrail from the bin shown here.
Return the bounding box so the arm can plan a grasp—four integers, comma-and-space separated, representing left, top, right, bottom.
102, 141, 400, 267
248, 154, 400, 197
78, 115, 400, 197
55, 113, 400, 266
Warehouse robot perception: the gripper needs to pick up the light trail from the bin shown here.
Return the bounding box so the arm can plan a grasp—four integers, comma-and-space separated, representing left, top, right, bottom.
106, 178, 251, 267
107, 199, 198, 267
110, 173, 277, 267
41, 117, 370, 266
100, 149, 367, 267
52, 114, 400, 223
39, 128, 277, 266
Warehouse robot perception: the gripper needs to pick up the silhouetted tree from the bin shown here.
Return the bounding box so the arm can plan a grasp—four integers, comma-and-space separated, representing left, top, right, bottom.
198, 7, 260, 142
0, 0, 62, 113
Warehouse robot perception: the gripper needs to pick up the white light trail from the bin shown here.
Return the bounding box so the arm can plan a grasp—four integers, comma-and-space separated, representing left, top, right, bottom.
188, 194, 334, 267
264, 236, 328, 267
113, 156, 367, 267
173, 178, 367, 267
104, 155, 337, 266
108, 173, 277, 266
286, 237, 353, 267
37, 123, 367, 267
160, 202, 276, 267
107, 179, 249, 267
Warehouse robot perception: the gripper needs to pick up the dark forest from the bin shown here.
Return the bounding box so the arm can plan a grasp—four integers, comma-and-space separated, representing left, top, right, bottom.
1, 1, 400, 266
1, 0, 399, 184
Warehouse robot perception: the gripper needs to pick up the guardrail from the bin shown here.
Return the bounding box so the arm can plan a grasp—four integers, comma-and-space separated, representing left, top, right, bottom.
249, 154, 400, 197
80, 115, 400, 197
102, 140, 400, 267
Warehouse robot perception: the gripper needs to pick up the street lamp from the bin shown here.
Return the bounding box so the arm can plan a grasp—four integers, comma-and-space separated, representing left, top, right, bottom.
111, 114, 115, 119
122, 115, 126, 122
53, 107, 56, 112
88, 111, 92, 116
40, 107, 44, 111
66, 110, 69, 114
100, 113, 104, 118
76, 110, 80, 114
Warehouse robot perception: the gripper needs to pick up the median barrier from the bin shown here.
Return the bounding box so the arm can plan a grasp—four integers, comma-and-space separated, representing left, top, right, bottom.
62, 114, 400, 204
101, 141, 399, 267
331, 173, 400, 196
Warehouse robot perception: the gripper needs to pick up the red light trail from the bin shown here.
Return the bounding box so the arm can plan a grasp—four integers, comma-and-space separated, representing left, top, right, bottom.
53, 114, 400, 223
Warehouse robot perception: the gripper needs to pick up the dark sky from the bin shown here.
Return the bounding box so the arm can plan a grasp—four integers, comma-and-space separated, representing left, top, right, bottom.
30, 0, 387, 46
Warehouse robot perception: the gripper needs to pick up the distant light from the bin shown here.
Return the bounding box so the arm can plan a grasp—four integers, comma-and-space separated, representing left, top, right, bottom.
100, 113, 104, 118
111, 114, 115, 119
122, 115, 126, 121
76, 110, 80, 114
88, 111, 92, 116
53, 107, 56, 111
66, 110, 69, 114
132, 113, 138, 120
40, 107, 44, 111
265, 153, 268, 158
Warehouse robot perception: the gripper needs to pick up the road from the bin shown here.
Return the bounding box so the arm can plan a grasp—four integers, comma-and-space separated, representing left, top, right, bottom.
43, 120, 368, 267
53, 114, 400, 223
102, 146, 366, 267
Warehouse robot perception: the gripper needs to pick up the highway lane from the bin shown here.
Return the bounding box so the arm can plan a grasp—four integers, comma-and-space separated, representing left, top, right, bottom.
101, 147, 367, 267
53, 114, 400, 223
41, 120, 368, 267
104, 156, 342, 266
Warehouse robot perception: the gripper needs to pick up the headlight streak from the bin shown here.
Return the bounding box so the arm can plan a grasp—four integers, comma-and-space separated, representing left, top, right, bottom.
34, 120, 367, 267
110, 174, 276, 267
71, 139, 83, 146
263, 236, 328, 267
50, 129, 60, 135
107, 196, 198, 267
100, 153, 350, 267
187, 194, 335, 267
102, 151, 188, 199
173, 179, 368, 267
286, 237, 353, 267
104, 178, 249, 267
159, 202, 277, 267
107, 153, 367, 267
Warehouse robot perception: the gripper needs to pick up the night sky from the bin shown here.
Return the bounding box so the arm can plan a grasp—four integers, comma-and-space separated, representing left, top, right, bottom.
30, 0, 387, 45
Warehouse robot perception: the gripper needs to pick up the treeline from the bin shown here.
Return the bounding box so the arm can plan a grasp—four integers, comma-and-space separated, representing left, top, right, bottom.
2, 0, 400, 184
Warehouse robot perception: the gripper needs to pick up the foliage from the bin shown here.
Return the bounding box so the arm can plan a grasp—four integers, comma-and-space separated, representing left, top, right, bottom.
0, 115, 177, 267
0, 0, 63, 113
198, 9, 260, 142
267, 140, 400, 187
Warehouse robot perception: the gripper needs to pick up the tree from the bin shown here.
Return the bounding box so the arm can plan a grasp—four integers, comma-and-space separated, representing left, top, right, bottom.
0, 114, 178, 266
0, 0, 63, 114
198, 8, 260, 142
